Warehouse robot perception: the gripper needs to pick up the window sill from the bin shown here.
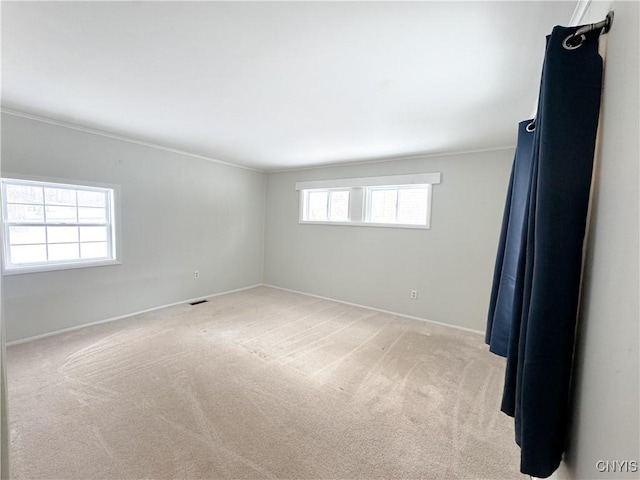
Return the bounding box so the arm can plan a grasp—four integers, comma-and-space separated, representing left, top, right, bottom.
2, 258, 122, 276
299, 220, 430, 230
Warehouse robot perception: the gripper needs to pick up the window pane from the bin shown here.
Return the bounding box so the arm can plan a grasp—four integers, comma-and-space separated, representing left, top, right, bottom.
78, 207, 106, 224
77, 190, 106, 208
397, 188, 429, 225
10, 245, 47, 264
45, 205, 77, 223
80, 226, 108, 242
48, 243, 80, 261
369, 189, 397, 223
48, 226, 79, 244
3, 179, 116, 269
9, 226, 46, 245
7, 204, 45, 223
6, 184, 43, 204
329, 191, 349, 221
44, 188, 77, 206
80, 242, 108, 259
307, 191, 328, 221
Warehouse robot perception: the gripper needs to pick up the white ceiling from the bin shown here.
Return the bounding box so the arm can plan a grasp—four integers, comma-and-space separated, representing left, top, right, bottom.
2, 1, 577, 171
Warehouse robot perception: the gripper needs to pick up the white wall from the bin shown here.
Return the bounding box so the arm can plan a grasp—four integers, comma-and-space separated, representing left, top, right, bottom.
0, 90, 9, 480
263, 148, 514, 332
555, 1, 640, 478
1, 113, 266, 342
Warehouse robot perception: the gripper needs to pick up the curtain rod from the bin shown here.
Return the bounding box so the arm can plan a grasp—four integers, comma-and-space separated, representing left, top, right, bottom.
581, 11, 614, 35
563, 11, 614, 50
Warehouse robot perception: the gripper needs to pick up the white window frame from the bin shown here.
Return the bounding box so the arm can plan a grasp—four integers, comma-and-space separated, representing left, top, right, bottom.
302, 188, 351, 223
296, 173, 441, 229
1, 175, 122, 275
364, 184, 434, 227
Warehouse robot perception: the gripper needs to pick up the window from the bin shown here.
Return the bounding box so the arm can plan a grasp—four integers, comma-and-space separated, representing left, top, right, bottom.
304, 189, 350, 222
366, 186, 430, 226
297, 173, 440, 228
1, 177, 120, 274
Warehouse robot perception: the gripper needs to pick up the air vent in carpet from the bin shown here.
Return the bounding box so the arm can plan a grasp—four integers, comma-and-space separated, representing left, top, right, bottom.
189, 300, 208, 306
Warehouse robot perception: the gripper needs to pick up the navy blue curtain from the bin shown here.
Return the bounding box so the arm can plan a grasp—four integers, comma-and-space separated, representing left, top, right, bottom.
486, 25, 604, 478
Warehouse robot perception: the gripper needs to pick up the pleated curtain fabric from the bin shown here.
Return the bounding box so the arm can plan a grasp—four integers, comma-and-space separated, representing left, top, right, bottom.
486, 25, 604, 478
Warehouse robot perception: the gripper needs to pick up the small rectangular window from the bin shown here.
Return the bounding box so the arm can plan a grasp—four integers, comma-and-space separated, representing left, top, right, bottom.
303, 189, 350, 222
2, 177, 120, 274
366, 186, 430, 226
296, 173, 440, 229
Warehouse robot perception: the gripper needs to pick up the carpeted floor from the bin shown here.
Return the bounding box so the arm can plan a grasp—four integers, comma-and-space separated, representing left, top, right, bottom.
7, 286, 525, 479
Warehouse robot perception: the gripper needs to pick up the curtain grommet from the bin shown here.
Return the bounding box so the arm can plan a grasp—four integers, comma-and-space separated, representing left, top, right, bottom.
563, 33, 586, 50
526, 121, 536, 132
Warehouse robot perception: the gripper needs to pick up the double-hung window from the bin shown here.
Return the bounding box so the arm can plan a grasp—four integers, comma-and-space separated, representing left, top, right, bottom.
1, 177, 120, 274
297, 173, 441, 229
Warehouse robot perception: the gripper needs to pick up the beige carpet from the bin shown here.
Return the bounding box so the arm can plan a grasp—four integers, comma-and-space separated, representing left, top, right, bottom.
7, 286, 525, 479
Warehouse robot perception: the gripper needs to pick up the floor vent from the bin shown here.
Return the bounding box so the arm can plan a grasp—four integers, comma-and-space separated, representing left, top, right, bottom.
189, 300, 208, 306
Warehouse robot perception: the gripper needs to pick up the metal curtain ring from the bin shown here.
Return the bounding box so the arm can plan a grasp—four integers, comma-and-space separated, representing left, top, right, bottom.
563, 33, 586, 50
526, 121, 536, 132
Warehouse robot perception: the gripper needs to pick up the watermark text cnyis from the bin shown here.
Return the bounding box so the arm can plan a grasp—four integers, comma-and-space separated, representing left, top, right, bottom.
596, 460, 638, 473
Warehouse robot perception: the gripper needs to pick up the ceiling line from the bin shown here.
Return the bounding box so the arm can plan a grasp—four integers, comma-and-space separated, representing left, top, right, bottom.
266, 145, 517, 174
2, 108, 516, 174
0, 108, 265, 173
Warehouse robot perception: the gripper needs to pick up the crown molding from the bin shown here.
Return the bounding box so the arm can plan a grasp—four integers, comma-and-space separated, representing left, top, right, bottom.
0, 108, 264, 173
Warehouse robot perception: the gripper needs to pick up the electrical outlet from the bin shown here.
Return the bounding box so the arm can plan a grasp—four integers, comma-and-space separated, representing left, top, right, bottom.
194, 271, 200, 279
410, 290, 417, 299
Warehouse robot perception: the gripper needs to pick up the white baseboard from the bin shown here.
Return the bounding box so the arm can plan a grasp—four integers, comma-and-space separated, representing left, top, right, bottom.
6, 284, 263, 347
262, 283, 485, 336
8, 283, 485, 346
